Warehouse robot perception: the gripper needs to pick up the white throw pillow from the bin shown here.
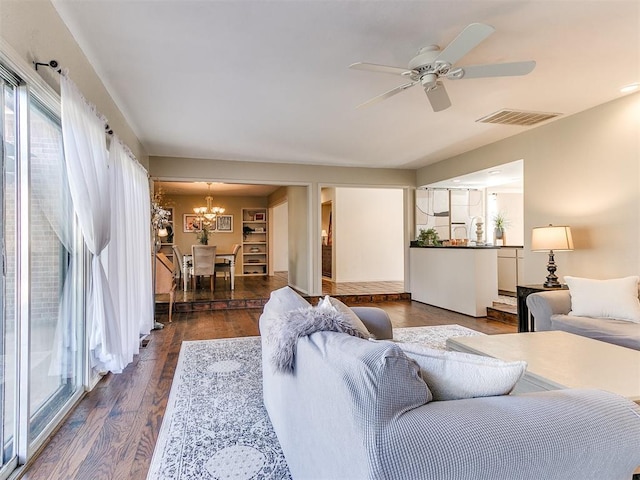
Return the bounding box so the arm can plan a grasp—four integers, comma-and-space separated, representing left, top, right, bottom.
397, 342, 527, 401
317, 295, 371, 338
564, 276, 640, 323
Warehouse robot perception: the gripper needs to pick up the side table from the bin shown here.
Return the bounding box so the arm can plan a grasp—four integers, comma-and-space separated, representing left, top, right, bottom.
516, 284, 569, 332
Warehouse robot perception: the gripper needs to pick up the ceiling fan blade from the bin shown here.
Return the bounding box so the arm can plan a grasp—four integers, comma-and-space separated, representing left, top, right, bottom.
425, 82, 451, 112
451, 60, 536, 79
349, 62, 414, 76
356, 81, 418, 108
434, 23, 495, 66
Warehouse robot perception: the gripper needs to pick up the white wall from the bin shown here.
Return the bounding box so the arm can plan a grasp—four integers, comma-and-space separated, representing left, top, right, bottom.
417, 93, 640, 283
334, 188, 404, 282
272, 202, 289, 272
287, 186, 310, 293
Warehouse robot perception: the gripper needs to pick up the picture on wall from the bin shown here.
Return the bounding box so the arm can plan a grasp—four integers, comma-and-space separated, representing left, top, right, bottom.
217, 214, 233, 232
183, 214, 201, 233
254, 212, 265, 221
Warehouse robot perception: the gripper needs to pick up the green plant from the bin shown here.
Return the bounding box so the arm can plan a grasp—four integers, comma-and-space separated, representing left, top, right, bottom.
197, 225, 210, 245
492, 212, 509, 230
417, 228, 441, 246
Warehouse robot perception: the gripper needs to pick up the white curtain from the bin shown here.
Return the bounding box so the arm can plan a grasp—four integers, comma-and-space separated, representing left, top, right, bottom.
31, 119, 76, 378
107, 137, 153, 366
60, 74, 124, 373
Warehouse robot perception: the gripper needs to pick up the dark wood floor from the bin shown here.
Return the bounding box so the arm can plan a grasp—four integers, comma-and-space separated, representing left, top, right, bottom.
21, 300, 515, 480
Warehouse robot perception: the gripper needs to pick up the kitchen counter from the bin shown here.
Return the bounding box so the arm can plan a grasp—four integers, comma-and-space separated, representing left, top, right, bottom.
409, 246, 498, 317
410, 245, 499, 249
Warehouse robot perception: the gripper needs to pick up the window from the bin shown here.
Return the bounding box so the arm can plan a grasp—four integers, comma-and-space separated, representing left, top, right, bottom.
0, 58, 84, 478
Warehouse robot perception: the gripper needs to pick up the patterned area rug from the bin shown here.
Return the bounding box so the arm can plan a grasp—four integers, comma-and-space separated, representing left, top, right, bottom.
147, 324, 482, 480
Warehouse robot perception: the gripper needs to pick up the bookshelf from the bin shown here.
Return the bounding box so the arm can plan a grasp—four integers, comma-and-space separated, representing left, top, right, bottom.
242, 208, 268, 275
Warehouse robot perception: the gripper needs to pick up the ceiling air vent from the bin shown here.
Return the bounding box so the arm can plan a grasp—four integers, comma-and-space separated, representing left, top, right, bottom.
476, 109, 561, 126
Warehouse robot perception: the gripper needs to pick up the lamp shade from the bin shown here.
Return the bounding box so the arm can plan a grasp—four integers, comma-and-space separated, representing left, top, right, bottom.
158, 227, 169, 237
531, 225, 574, 251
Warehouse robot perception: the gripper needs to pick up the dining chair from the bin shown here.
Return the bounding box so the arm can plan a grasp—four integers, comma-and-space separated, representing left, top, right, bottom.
155, 252, 176, 322
171, 244, 186, 283
215, 244, 241, 284
191, 245, 217, 292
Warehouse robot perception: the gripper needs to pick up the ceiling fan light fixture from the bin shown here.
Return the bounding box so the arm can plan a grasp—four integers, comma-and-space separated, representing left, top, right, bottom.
349, 23, 534, 113
421, 73, 438, 88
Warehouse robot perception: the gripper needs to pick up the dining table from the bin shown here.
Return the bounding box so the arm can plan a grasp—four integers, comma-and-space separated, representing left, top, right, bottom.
181, 251, 236, 291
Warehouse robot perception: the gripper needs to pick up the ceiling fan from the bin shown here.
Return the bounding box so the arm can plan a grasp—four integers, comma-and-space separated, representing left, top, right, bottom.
349, 23, 535, 112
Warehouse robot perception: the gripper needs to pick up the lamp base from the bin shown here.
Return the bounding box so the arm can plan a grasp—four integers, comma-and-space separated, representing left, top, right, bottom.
543, 279, 562, 288
543, 250, 562, 288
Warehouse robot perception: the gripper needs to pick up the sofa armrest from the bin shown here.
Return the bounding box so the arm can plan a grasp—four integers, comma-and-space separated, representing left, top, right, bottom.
385, 389, 640, 479
526, 290, 572, 331
351, 306, 393, 340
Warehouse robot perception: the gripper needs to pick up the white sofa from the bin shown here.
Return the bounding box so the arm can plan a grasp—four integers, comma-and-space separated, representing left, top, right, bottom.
526, 277, 640, 350
260, 287, 640, 480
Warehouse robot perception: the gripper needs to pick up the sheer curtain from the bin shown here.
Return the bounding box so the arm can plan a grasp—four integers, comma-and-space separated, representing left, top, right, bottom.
107, 137, 153, 366
31, 125, 76, 378
60, 74, 123, 373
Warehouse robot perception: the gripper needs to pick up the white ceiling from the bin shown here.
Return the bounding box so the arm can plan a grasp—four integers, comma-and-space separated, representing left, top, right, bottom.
53, 1, 639, 170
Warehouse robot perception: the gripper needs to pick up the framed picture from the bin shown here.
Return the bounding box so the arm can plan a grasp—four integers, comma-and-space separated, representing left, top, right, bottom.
183, 214, 201, 233
216, 214, 233, 232
254, 212, 265, 221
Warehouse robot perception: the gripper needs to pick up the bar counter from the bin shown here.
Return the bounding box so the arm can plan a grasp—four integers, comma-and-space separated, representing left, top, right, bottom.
409, 245, 498, 317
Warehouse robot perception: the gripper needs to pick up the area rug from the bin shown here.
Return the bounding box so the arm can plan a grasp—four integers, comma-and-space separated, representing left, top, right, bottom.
147, 324, 482, 480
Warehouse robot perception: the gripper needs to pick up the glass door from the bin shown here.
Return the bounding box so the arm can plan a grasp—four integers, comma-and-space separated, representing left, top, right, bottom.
0, 74, 18, 477
27, 98, 81, 445
0, 59, 84, 476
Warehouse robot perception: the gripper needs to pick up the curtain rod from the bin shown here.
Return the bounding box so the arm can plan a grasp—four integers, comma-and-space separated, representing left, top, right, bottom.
34, 59, 113, 135
34, 59, 61, 74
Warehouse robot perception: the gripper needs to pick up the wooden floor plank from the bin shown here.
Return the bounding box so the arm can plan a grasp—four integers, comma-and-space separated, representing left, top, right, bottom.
20, 296, 514, 479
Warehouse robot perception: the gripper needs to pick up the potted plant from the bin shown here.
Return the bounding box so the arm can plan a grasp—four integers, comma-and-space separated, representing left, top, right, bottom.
417, 228, 441, 246
492, 212, 508, 244
197, 225, 210, 245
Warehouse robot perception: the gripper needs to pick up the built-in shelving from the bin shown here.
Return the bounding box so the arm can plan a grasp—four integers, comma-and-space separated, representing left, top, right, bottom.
242, 208, 268, 275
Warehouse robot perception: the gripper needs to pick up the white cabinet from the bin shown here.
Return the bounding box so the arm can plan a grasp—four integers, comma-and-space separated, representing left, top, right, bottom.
410, 247, 498, 317
497, 247, 523, 294
242, 208, 268, 275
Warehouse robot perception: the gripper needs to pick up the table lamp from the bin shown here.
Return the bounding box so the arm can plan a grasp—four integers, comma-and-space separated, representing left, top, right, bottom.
531, 224, 574, 288
321, 229, 328, 246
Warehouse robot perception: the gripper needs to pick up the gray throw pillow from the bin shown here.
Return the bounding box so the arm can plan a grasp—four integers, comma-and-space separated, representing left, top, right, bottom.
266, 305, 369, 373
317, 295, 371, 338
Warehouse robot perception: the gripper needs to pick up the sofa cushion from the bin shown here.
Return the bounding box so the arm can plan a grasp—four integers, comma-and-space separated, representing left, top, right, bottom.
396, 342, 527, 401
564, 276, 640, 323
264, 305, 370, 373
551, 314, 640, 350
317, 295, 370, 337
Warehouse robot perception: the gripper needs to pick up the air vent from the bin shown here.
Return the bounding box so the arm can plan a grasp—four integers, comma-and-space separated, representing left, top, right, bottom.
476, 109, 561, 126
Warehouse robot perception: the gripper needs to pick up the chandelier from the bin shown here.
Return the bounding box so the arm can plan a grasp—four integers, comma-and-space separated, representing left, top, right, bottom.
194, 182, 225, 223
